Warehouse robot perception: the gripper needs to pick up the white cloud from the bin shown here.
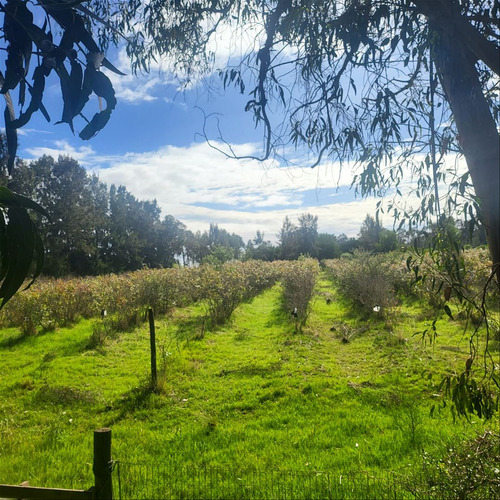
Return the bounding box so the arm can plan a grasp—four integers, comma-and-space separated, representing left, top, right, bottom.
86, 140, 402, 242
20, 133, 469, 244
102, 48, 180, 105
24, 140, 97, 163
100, 14, 266, 105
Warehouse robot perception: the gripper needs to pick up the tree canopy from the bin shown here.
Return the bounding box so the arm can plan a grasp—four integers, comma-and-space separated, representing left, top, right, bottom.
1, 0, 499, 305
107, 0, 499, 277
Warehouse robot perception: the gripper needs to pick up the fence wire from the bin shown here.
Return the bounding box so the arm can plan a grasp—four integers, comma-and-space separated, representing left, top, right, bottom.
112, 463, 425, 500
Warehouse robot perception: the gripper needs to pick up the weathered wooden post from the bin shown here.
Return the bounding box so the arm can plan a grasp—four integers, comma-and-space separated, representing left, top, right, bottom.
93, 427, 113, 500
148, 307, 157, 388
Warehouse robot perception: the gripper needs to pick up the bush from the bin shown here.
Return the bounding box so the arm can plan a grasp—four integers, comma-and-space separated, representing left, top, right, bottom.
324, 251, 406, 314
409, 246, 498, 310
200, 264, 246, 326
199, 260, 281, 327
280, 258, 319, 332
416, 431, 500, 499
0, 261, 280, 334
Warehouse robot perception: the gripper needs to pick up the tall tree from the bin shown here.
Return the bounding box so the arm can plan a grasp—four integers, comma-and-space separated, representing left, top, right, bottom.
359, 214, 382, 252
316, 233, 341, 260
277, 216, 299, 260
246, 230, 277, 261
5, 155, 97, 276
297, 213, 318, 257
100, 0, 499, 280
103, 185, 163, 272
152, 215, 187, 268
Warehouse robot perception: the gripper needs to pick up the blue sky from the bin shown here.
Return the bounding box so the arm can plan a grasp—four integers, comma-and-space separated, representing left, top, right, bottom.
11, 41, 462, 244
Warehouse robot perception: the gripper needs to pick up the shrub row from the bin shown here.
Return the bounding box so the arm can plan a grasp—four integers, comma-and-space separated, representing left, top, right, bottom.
0, 267, 204, 335
409, 247, 497, 309
323, 250, 408, 314
280, 258, 320, 332
0, 261, 285, 335
200, 260, 282, 326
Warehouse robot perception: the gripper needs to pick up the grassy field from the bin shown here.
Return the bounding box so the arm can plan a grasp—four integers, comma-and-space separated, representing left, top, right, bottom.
0, 271, 497, 498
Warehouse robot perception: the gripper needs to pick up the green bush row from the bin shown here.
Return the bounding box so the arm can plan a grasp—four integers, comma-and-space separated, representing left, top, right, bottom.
0, 261, 285, 335
0, 267, 203, 335
200, 260, 283, 326
280, 258, 320, 332
323, 250, 408, 315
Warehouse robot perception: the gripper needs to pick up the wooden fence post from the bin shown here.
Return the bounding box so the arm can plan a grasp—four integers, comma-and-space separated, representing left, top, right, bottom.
93, 427, 113, 500
148, 307, 157, 388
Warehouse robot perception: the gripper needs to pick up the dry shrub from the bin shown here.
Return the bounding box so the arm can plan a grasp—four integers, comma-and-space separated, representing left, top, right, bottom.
325, 251, 406, 314
280, 258, 319, 332
417, 431, 500, 499
410, 247, 498, 310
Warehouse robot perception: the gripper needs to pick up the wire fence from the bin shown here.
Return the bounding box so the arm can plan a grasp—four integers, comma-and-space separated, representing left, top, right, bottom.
112, 463, 425, 500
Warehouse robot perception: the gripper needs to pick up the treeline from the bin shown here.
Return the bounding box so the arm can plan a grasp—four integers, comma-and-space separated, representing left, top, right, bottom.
1, 145, 486, 277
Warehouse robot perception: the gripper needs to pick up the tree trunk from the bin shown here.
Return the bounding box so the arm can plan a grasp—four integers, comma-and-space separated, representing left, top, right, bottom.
428, 19, 500, 283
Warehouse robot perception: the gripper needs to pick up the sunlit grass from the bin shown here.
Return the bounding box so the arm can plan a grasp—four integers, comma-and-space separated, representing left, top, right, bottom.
0, 271, 497, 496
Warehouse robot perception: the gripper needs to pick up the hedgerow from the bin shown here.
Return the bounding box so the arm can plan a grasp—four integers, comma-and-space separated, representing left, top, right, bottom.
200, 260, 281, 327
0, 267, 202, 334
0, 261, 282, 335
280, 258, 319, 332
324, 251, 408, 315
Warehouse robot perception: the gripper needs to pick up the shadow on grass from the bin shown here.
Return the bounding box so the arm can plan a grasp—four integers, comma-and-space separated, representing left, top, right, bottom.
33, 383, 99, 406
174, 315, 208, 342
217, 361, 283, 378
102, 380, 156, 427
0, 331, 28, 349
265, 306, 290, 329
0, 326, 56, 349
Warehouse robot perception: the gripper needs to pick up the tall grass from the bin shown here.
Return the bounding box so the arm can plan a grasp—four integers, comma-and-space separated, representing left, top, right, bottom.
0, 256, 498, 499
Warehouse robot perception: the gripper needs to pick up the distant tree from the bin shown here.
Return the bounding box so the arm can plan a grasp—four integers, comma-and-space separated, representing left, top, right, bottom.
458, 219, 487, 248
183, 230, 210, 265
88, 174, 110, 274
359, 214, 398, 253
6, 155, 97, 276
336, 233, 359, 255
277, 216, 299, 260
245, 230, 277, 261
410, 216, 463, 251
202, 245, 235, 266
208, 223, 245, 259
359, 215, 382, 252
377, 229, 399, 253
43, 156, 97, 276
297, 213, 318, 257
152, 215, 187, 268
316, 233, 341, 260
253, 230, 266, 247
103, 185, 162, 272
182, 224, 244, 265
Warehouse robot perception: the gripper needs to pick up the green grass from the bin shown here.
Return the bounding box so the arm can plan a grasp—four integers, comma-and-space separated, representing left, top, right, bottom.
0, 272, 497, 498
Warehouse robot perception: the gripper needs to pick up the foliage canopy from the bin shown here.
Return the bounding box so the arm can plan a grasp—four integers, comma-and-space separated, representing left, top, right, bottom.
1, 0, 499, 303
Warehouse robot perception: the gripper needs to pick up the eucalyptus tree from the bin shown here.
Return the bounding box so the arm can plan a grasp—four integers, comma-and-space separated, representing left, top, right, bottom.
99, 0, 499, 279
0, 0, 122, 304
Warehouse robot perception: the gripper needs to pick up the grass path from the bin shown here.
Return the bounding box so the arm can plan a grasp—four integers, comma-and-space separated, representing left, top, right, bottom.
0, 272, 496, 491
